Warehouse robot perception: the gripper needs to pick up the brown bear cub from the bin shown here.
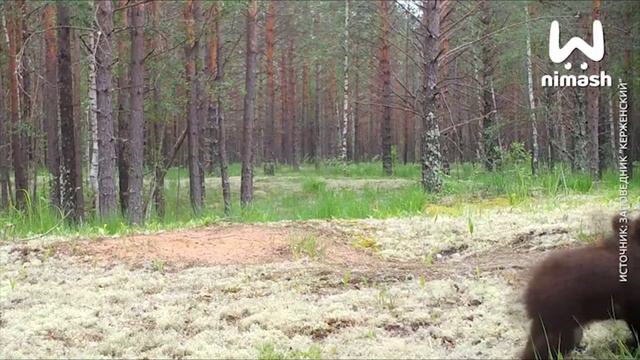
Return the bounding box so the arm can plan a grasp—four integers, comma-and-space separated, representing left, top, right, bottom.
521, 215, 640, 360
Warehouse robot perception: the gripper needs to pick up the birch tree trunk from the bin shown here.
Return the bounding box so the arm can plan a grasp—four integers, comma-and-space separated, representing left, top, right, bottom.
88, 30, 99, 209
339, 0, 350, 162
525, 3, 539, 175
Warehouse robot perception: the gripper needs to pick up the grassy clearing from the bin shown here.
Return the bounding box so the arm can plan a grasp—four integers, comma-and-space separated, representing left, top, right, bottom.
0, 162, 638, 240
0, 192, 631, 359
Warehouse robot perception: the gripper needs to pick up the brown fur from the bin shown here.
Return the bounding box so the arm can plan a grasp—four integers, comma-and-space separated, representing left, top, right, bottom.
521, 215, 640, 359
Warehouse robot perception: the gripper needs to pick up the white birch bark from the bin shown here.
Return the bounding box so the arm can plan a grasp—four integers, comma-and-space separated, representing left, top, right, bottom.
88, 30, 99, 208
525, 4, 539, 175
339, 0, 349, 162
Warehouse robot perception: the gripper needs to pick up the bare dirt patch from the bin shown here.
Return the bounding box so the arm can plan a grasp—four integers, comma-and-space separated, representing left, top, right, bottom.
54, 223, 383, 269
58, 225, 292, 267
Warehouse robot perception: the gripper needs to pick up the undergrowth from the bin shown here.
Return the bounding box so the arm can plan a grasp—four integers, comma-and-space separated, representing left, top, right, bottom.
0, 161, 637, 240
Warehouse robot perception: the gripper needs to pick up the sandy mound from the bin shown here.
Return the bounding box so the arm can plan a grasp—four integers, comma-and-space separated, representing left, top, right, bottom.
52, 223, 382, 268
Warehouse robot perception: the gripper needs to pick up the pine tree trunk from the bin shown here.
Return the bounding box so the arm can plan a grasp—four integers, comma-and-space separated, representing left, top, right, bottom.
71, 29, 85, 217
116, 0, 130, 215
420, 0, 442, 192
276, 53, 285, 165
7, 2, 28, 210
95, 0, 117, 218
479, 0, 499, 171
587, 0, 601, 178
57, 3, 83, 221
573, 87, 590, 171
556, 89, 569, 163
302, 62, 310, 161
403, 16, 413, 164
607, 90, 616, 168
0, 21, 8, 209
240, 0, 258, 206
354, 58, 361, 162
18, 0, 32, 201
210, 1, 222, 174
289, 45, 299, 170
43, 4, 61, 210
525, 3, 539, 175
127, 2, 145, 224
263, 1, 276, 175
212, 99, 230, 215
380, 0, 392, 175
314, 63, 322, 168
185, 0, 203, 214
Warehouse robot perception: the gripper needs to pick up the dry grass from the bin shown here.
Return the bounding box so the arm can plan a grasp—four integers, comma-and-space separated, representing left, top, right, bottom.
0, 196, 630, 359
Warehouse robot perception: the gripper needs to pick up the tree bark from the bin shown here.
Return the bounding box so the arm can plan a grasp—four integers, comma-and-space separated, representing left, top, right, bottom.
420, 0, 442, 192
127, 2, 145, 224
556, 88, 569, 163
95, 0, 117, 218
279, 47, 288, 164
354, 56, 361, 162
0, 21, 8, 209
7, 2, 28, 210
57, 3, 83, 221
479, 0, 500, 171
88, 30, 99, 205
339, 0, 350, 162
380, 0, 392, 175
212, 99, 230, 215
240, 0, 258, 206
116, 0, 130, 214
525, 3, 539, 175
43, 4, 61, 210
263, 1, 276, 175
587, 0, 601, 178
185, 0, 204, 214
573, 87, 590, 171
302, 61, 310, 161
314, 63, 322, 168
289, 42, 299, 170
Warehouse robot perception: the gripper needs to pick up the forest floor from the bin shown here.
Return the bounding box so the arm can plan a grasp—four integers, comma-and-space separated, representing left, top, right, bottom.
0, 193, 634, 359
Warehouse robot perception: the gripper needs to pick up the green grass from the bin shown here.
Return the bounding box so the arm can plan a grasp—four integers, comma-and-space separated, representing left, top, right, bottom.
257, 343, 322, 360
290, 233, 323, 259
1, 161, 638, 240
